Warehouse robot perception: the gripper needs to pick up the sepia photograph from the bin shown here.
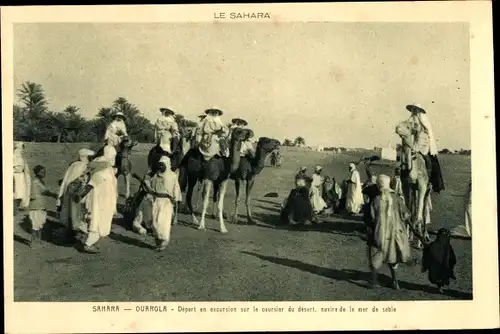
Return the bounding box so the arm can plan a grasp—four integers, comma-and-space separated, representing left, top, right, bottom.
2, 2, 498, 333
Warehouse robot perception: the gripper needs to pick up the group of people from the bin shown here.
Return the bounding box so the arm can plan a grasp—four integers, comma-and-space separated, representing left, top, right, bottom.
13, 106, 261, 253
12, 102, 466, 293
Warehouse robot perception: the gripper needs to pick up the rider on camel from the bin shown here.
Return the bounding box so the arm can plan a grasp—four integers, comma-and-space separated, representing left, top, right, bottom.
192, 114, 207, 148
198, 108, 229, 160
405, 104, 445, 194
104, 111, 128, 149
154, 108, 180, 155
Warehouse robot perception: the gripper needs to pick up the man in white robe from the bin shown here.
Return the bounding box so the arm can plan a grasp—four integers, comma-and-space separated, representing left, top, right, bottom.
77, 145, 118, 253
13, 141, 31, 214
345, 162, 364, 214
56, 148, 95, 239
150, 156, 182, 251
310, 166, 327, 214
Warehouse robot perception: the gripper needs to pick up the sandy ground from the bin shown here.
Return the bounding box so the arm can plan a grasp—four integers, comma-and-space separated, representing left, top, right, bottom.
13, 144, 472, 301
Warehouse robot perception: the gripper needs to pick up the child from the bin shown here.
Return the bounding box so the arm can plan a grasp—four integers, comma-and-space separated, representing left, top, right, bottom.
421, 228, 457, 294
27, 165, 57, 246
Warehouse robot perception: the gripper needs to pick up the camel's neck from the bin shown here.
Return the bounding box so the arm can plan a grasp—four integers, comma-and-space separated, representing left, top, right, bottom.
251, 148, 269, 175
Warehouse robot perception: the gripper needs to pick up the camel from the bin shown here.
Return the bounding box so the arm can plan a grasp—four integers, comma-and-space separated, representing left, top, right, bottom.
395, 118, 432, 249
230, 137, 281, 225
178, 128, 280, 232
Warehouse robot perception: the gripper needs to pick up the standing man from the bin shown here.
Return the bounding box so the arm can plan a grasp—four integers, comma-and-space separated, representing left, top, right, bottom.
76, 145, 118, 254
345, 162, 364, 214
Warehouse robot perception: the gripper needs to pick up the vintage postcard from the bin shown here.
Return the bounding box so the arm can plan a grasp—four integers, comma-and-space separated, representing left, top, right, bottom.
2, 2, 498, 333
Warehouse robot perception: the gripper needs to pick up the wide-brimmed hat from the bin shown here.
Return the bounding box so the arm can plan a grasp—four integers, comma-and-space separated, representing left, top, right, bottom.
204, 108, 224, 116
315, 166, 323, 172
406, 104, 426, 114
160, 108, 175, 116
114, 111, 127, 120
232, 118, 248, 126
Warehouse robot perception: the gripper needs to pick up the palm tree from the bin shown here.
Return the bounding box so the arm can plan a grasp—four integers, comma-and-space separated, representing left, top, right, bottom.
63, 105, 80, 115
17, 81, 48, 119
293, 136, 306, 147
282, 138, 293, 147
112, 97, 140, 119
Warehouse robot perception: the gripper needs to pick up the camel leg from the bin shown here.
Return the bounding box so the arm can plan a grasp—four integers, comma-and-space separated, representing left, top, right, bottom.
415, 185, 427, 249
125, 173, 131, 199
211, 183, 219, 219
185, 177, 199, 226
172, 202, 178, 225
245, 179, 256, 225
218, 180, 229, 234
198, 180, 212, 230
232, 180, 242, 224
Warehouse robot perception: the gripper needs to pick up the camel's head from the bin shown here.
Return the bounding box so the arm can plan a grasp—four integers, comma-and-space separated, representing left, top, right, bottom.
395, 118, 414, 146
256, 137, 281, 153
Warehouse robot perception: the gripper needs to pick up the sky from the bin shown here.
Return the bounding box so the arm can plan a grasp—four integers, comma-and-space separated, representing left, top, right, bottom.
13, 22, 470, 150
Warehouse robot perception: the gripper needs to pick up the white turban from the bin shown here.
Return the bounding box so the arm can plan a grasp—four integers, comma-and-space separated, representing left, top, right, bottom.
349, 163, 356, 170
78, 148, 95, 158
377, 174, 392, 191
159, 155, 171, 170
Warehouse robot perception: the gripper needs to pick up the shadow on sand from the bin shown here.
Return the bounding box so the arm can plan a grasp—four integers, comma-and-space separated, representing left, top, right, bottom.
252, 209, 366, 240
17, 211, 74, 248
240, 251, 472, 300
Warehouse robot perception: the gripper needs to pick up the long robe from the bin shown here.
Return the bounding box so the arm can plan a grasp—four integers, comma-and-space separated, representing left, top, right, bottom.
85, 167, 117, 237
13, 148, 31, 208
370, 191, 411, 269
422, 235, 457, 287
346, 169, 363, 214
57, 160, 88, 227
150, 170, 182, 241
310, 174, 327, 213
60, 177, 89, 232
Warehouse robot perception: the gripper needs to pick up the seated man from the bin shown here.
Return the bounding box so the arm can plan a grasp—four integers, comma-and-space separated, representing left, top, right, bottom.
240, 129, 255, 159
280, 176, 314, 226
198, 108, 229, 160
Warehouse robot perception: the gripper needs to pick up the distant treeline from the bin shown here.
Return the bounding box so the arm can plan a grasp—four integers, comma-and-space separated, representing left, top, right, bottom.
13, 81, 198, 143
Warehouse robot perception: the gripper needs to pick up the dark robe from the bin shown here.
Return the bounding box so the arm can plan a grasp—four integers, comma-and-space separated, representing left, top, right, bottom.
422, 234, 457, 287
362, 183, 381, 245
280, 186, 313, 224
428, 154, 445, 194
